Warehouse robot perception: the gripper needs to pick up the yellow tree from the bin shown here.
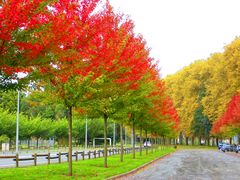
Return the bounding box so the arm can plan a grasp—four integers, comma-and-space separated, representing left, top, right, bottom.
165, 66, 198, 144
202, 38, 240, 142
166, 37, 240, 145
202, 39, 240, 122
166, 60, 213, 145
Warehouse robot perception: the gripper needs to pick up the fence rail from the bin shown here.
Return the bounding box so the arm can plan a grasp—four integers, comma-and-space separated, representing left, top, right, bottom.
0, 146, 165, 168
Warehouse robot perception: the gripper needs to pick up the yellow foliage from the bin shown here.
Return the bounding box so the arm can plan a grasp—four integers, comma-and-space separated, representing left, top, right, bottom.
165, 37, 240, 136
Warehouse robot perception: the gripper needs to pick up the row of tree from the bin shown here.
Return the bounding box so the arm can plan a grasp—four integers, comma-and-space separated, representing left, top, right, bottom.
165, 37, 240, 144
0, 0, 178, 176
0, 87, 180, 148
0, 108, 108, 147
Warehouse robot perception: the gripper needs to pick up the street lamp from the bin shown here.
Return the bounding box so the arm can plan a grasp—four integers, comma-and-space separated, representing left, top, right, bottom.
16, 90, 20, 153
85, 115, 88, 149
113, 123, 116, 146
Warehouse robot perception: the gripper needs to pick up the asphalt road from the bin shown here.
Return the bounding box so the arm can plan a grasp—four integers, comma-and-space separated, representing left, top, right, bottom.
127, 149, 240, 180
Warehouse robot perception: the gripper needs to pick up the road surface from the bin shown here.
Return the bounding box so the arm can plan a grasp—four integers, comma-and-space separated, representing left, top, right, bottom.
127, 149, 240, 180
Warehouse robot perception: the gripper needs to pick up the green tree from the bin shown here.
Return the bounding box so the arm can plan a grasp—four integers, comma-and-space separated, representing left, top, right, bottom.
0, 108, 16, 146
0, 90, 18, 113
22, 89, 66, 120
191, 106, 211, 145
51, 119, 68, 146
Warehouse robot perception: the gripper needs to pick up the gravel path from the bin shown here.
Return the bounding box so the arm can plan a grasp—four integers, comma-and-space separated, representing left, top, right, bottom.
126, 149, 240, 180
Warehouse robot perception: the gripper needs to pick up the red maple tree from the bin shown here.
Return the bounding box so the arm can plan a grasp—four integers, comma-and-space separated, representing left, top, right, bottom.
212, 93, 240, 134
0, 0, 51, 75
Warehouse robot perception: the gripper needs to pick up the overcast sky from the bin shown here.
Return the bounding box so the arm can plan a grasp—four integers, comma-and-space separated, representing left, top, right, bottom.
109, 0, 240, 77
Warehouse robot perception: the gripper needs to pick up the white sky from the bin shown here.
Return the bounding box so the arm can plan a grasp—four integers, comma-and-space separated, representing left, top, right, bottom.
109, 0, 240, 77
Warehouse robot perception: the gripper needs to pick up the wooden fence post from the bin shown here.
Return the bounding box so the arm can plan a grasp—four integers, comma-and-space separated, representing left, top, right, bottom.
58, 152, 61, 164
16, 153, 19, 168
47, 152, 50, 165
34, 153, 37, 166
75, 151, 78, 161
88, 151, 91, 159
82, 151, 85, 160
94, 150, 96, 158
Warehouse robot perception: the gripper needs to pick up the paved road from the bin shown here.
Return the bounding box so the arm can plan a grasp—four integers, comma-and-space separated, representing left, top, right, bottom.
127, 149, 240, 180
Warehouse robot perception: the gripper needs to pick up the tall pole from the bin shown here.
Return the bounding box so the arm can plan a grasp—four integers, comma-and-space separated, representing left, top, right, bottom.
113, 123, 116, 147
16, 90, 20, 153
85, 114, 88, 149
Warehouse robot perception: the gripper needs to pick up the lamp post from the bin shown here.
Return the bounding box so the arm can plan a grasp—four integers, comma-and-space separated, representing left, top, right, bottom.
16, 90, 20, 153
131, 128, 134, 146
85, 115, 88, 149
113, 123, 116, 147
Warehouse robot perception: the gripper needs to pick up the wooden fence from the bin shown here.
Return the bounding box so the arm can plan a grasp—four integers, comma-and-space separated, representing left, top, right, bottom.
0, 146, 161, 168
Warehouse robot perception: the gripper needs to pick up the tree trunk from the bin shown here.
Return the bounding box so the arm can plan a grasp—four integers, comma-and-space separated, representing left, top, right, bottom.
151, 137, 153, 153
173, 138, 175, 145
124, 127, 127, 145
36, 138, 39, 148
179, 132, 183, 145
216, 137, 219, 147
207, 137, 210, 146
120, 123, 123, 162
155, 137, 157, 149
68, 106, 73, 176
191, 136, 195, 146
28, 139, 30, 149
132, 122, 135, 159
185, 137, 189, 145
238, 134, 240, 144
145, 130, 148, 155
140, 126, 143, 156
230, 137, 232, 145
103, 113, 108, 167
198, 136, 201, 145
211, 137, 215, 146
9, 138, 12, 149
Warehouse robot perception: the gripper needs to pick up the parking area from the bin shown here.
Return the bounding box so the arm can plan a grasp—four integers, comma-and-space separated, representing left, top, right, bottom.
126, 149, 240, 180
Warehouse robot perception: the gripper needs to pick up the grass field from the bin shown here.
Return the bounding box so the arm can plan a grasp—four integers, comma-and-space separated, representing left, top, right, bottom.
0, 147, 175, 180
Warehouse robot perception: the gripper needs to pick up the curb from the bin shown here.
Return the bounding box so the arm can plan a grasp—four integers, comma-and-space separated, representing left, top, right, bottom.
106, 150, 176, 180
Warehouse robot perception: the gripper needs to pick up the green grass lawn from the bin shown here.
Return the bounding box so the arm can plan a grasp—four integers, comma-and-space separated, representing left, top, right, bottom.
0, 147, 175, 180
